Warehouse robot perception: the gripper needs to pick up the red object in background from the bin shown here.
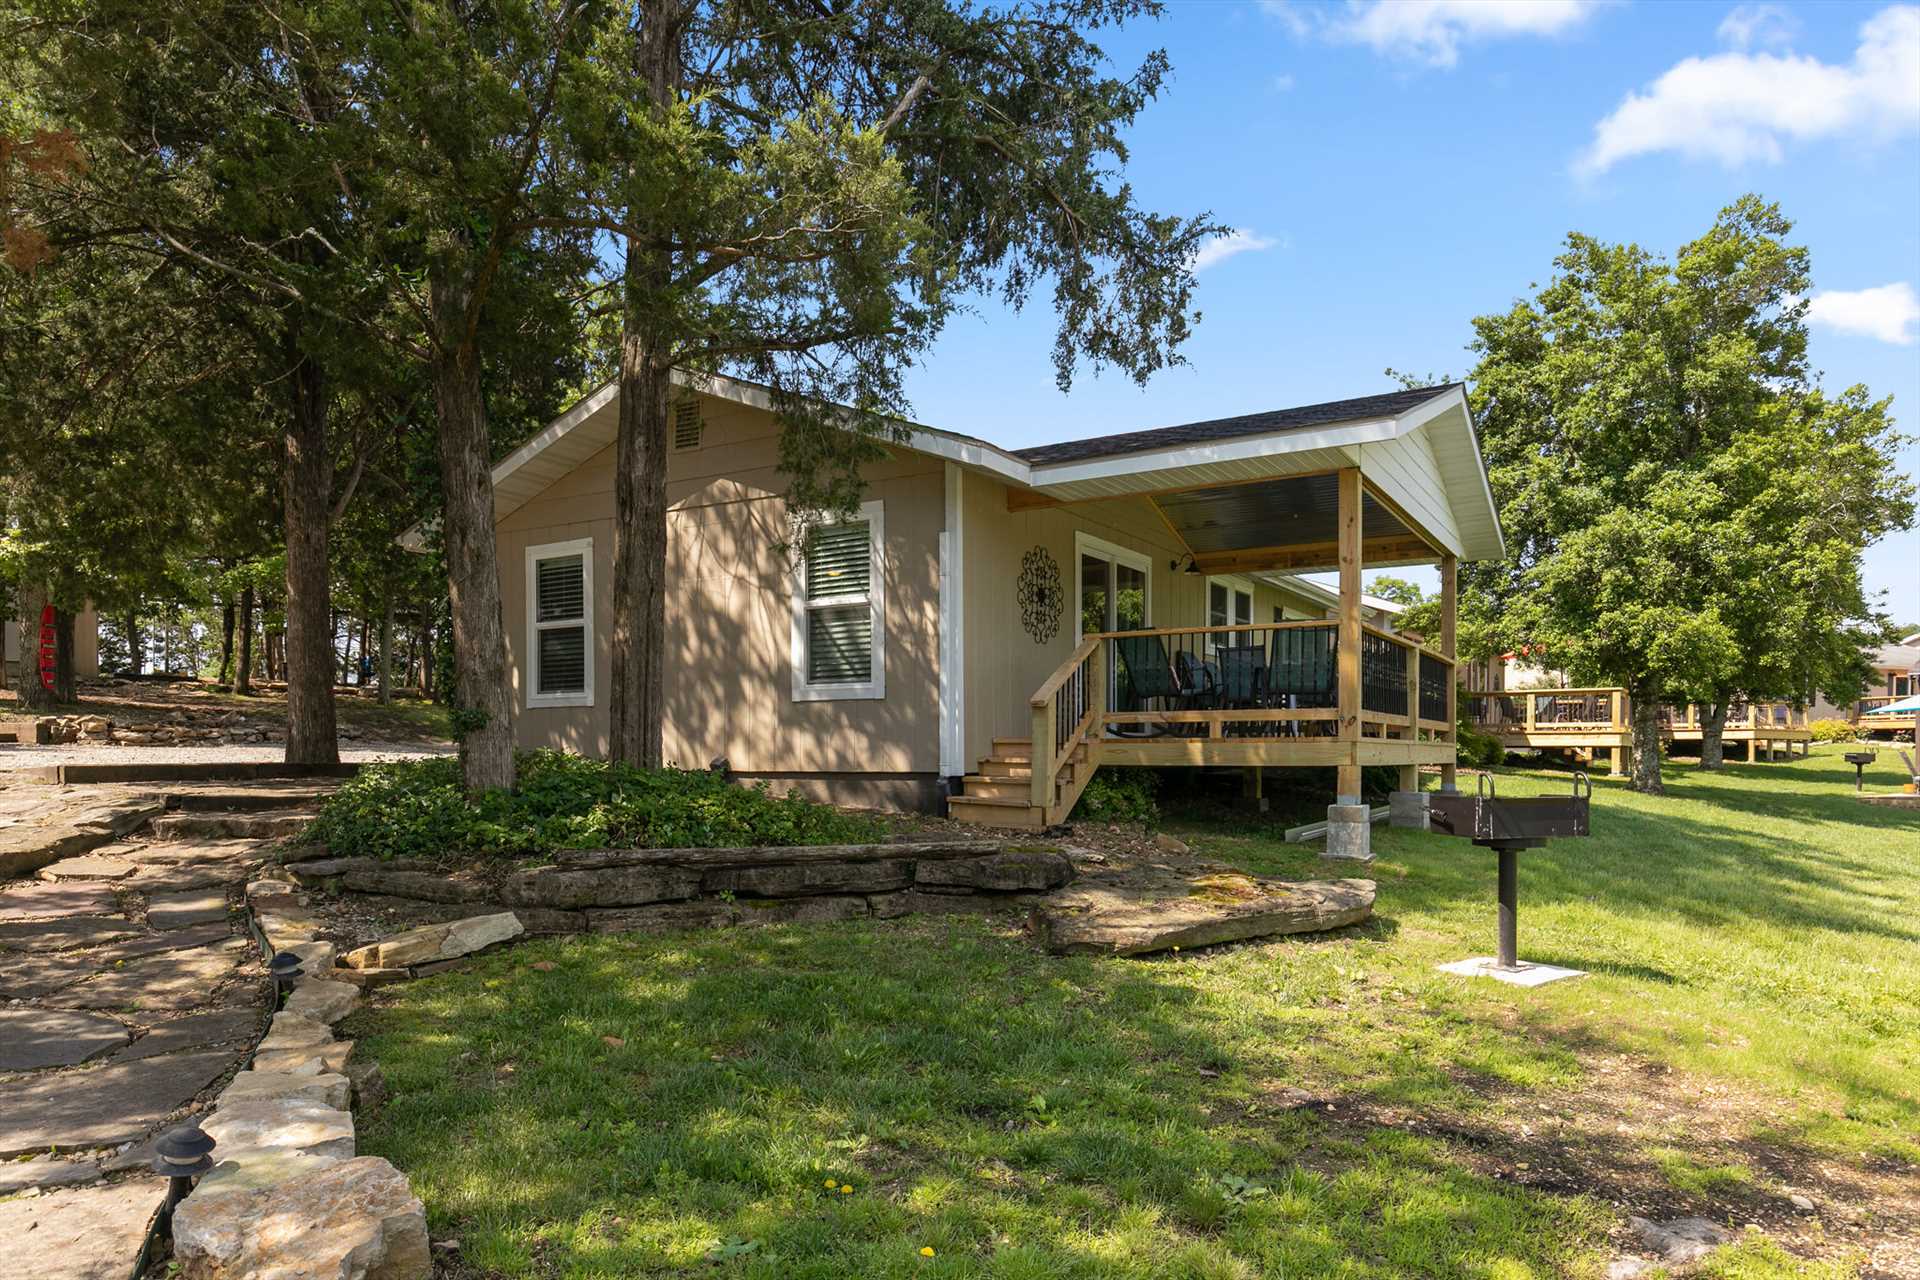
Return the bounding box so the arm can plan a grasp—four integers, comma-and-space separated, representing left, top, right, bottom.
37, 603, 56, 692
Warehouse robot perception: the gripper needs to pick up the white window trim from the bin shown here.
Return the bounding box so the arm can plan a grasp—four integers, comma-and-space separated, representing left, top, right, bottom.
791, 499, 886, 702
1205, 574, 1256, 628
1073, 532, 1154, 642
525, 537, 595, 709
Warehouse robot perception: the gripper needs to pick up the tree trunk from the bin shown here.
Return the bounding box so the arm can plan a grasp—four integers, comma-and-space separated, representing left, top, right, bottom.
1629, 683, 1665, 795
237, 585, 256, 696
1699, 699, 1728, 770
125, 610, 144, 676
421, 623, 435, 700
282, 339, 339, 765
430, 268, 516, 791
52, 607, 74, 702
607, 14, 683, 769
218, 598, 236, 685
608, 332, 672, 768
17, 586, 58, 711
378, 597, 394, 705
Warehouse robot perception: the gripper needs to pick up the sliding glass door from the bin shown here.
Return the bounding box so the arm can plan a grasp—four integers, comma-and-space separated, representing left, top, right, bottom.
1076, 535, 1151, 709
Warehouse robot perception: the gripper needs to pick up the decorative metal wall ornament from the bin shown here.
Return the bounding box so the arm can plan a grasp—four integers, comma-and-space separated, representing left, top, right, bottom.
1017, 547, 1063, 644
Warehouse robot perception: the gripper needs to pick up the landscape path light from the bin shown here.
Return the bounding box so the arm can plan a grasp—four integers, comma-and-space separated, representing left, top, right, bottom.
152, 1119, 217, 1227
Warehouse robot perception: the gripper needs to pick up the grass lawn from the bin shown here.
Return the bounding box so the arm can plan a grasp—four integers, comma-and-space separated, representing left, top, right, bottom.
351, 745, 1918, 1279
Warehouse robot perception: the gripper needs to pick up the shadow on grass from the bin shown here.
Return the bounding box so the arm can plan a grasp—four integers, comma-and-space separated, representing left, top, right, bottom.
352, 916, 1605, 1279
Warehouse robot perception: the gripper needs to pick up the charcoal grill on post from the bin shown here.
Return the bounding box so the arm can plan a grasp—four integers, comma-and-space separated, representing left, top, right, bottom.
1428, 773, 1591, 978
1843, 751, 1876, 791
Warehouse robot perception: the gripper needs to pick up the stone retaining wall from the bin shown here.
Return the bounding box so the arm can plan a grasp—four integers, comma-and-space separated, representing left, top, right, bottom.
171, 839, 1068, 1277
276, 840, 1076, 966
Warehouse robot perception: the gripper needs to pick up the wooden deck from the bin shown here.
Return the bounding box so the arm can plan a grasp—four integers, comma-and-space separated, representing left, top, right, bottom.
949, 621, 1458, 828
1856, 696, 1919, 738
1464, 689, 1812, 773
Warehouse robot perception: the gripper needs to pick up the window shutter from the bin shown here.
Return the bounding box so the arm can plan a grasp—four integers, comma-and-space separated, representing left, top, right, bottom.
535, 555, 584, 622
806, 521, 870, 599
807, 605, 872, 684
537, 627, 587, 695
533, 553, 587, 695
672, 395, 703, 450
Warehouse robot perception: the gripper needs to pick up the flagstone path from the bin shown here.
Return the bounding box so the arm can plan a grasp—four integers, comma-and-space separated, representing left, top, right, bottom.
0, 779, 335, 1280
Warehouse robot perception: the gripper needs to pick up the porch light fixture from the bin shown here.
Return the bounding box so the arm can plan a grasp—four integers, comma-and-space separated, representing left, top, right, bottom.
1170, 554, 1200, 576
153, 1120, 217, 1225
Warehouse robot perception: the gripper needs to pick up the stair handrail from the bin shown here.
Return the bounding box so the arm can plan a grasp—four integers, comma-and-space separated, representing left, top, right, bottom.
1029, 637, 1103, 811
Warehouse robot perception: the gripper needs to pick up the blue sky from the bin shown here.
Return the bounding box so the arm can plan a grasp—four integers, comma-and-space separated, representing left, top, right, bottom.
898, 0, 1920, 625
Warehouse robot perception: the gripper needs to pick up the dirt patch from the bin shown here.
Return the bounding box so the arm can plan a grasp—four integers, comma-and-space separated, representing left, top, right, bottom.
1252, 1054, 1916, 1276
1, 677, 451, 753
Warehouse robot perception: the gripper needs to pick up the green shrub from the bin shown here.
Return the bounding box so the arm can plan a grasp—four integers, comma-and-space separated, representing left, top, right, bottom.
1455, 719, 1506, 769
301, 750, 884, 861
1071, 767, 1160, 824
1810, 718, 1859, 743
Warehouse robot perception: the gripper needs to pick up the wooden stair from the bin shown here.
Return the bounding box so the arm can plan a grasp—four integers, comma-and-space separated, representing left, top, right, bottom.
947, 738, 1099, 830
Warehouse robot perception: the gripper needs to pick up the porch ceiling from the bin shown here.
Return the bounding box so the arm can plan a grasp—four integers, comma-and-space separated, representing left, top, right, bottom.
1155, 474, 1434, 574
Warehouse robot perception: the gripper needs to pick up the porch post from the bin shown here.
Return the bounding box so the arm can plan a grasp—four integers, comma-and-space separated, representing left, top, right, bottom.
1440, 553, 1459, 793
1336, 467, 1363, 803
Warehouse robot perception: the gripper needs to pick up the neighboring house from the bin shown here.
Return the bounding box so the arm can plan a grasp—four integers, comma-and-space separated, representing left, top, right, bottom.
443, 373, 1504, 823
1, 604, 100, 689
1842, 640, 1920, 732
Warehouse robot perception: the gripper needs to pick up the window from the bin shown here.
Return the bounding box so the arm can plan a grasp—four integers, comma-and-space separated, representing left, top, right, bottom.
792, 500, 885, 700
525, 538, 593, 707
1207, 578, 1253, 628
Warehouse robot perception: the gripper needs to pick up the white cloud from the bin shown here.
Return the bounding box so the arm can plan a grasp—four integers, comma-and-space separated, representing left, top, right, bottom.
1804, 282, 1920, 345
1271, 72, 1297, 92
1577, 5, 1920, 176
1190, 231, 1281, 273
1717, 3, 1797, 49
1330, 0, 1606, 68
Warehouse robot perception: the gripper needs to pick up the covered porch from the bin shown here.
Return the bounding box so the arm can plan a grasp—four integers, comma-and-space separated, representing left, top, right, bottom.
953, 464, 1464, 828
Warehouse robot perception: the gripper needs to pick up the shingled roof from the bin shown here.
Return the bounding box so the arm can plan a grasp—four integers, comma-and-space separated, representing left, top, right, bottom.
1011, 384, 1466, 466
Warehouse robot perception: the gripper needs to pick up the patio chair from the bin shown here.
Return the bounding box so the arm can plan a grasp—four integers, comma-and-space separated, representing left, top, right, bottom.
1216, 644, 1267, 708
1216, 643, 1270, 739
1174, 649, 1220, 708
1266, 628, 1338, 736
1111, 634, 1181, 736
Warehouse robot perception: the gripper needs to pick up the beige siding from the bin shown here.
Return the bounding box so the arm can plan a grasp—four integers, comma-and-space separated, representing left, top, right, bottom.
1362, 426, 1461, 554
496, 395, 943, 778
958, 472, 1208, 766
3, 603, 99, 682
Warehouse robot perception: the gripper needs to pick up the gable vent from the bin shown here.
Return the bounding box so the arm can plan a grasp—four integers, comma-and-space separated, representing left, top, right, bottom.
672, 395, 703, 450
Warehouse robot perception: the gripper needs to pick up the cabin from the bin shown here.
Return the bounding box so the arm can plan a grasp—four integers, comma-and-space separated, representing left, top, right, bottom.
1850, 638, 1920, 736
1, 605, 100, 690
446, 373, 1506, 847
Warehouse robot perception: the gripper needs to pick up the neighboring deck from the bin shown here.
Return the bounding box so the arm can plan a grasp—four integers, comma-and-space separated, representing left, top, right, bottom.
1856, 696, 1919, 738
1464, 689, 1812, 772
949, 621, 1457, 828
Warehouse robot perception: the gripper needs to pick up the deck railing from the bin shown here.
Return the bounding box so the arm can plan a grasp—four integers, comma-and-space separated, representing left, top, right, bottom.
1360, 628, 1408, 718
1660, 701, 1808, 730
1418, 650, 1451, 724
1465, 687, 1626, 733
1468, 689, 1814, 736
1080, 621, 1453, 739
1028, 638, 1103, 808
